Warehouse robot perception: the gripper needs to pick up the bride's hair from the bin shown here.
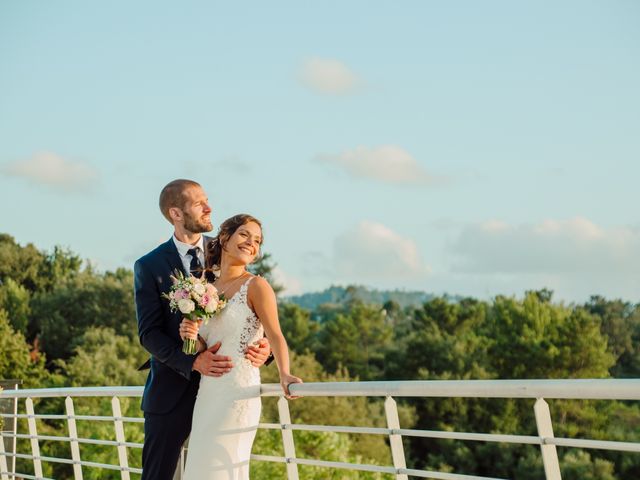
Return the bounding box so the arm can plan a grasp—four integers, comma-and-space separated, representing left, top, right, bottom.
206, 214, 263, 271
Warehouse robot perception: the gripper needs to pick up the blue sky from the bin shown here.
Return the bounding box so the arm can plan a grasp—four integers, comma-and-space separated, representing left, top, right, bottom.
1, 1, 639, 302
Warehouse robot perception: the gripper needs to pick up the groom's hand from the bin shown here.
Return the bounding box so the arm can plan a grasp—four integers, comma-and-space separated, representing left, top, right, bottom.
245, 337, 271, 367
192, 341, 233, 377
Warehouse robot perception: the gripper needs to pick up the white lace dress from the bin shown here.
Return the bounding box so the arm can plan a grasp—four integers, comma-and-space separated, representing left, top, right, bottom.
183, 276, 264, 480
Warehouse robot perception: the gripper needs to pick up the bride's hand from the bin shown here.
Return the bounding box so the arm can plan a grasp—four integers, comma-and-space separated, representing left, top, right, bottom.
280, 374, 303, 400
179, 318, 202, 341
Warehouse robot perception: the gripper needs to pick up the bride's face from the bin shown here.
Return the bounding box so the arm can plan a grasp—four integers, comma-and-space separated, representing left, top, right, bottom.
223, 221, 262, 265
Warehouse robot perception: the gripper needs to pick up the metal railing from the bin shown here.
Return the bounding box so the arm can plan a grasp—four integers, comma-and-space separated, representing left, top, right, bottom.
1, 379, 639, 480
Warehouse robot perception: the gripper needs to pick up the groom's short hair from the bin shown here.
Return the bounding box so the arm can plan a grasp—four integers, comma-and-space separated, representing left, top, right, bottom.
159, 179, 201, 223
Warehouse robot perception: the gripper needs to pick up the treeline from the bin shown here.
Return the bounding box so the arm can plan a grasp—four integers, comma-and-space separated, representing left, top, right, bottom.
0, 233, 639, 479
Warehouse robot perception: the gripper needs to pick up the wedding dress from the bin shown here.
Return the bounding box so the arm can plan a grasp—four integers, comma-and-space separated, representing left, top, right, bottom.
183, 276, 263, 480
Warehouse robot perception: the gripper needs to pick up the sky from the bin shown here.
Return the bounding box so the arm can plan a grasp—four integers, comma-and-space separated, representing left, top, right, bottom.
1, 1, 639, 303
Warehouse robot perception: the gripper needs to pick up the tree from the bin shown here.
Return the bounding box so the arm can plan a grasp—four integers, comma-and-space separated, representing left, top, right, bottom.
0, 234, 47, 292
316, 302, 393, 380
0, 310, 48, 387
277, 303, 319, 355
0, 278, 31, 333
584, 296, 640, 378
31, 269, 137, 361
485, 293, 615, 379
55, 327, 148, 387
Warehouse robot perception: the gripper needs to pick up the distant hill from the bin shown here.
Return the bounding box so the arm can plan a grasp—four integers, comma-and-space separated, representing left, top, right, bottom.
283, 285, 459, 310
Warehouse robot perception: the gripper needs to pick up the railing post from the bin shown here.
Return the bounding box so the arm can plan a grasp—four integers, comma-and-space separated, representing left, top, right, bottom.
25, 398, 43, 479
385, 396, 408, 480
173, 443, 186, 480
0, 425, 8, 480
65, 397, 83, 480
534, 398, 562, 480
10, 383, 19, 475
111, 397, 130, 480
277, 397, 299, 480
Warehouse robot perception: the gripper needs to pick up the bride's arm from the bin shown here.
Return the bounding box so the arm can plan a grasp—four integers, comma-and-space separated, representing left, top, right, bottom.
249, 276, 302, 398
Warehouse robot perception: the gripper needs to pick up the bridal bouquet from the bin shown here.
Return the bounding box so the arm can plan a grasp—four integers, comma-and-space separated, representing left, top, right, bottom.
163, 271, 226, 354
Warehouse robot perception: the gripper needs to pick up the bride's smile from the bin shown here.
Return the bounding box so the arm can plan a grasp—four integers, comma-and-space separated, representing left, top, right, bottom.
224, 222, 262, 265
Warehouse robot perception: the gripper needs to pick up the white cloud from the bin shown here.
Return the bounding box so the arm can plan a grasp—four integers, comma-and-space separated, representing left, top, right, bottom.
450, 217, 640, 275
299, 57, 360, 95
2, 151, 98, 192
272, 266, 303, 296
316, 145, 439, 186
333, 221, 431, 281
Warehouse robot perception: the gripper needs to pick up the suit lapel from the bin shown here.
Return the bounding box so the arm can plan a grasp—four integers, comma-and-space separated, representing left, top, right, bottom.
160, 238, 188, 277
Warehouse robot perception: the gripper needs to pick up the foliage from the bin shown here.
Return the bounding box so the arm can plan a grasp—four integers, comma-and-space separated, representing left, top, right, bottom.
316, 302, 393, 380
31, 268, 137, 361
0, 310, 49, 387
0, 278, 31, 333
1, 235, 639, 479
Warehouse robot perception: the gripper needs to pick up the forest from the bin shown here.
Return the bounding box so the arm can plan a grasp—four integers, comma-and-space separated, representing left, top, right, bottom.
0, 233, 639, 479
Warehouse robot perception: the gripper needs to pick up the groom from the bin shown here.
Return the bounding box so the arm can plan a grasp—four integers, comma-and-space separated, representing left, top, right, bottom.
134, 179, 271, 480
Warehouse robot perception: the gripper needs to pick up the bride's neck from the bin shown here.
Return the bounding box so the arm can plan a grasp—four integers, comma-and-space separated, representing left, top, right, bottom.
217, 260, 246, 282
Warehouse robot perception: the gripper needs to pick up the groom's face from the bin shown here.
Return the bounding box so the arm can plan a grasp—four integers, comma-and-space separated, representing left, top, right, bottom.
180, 186, 213, 233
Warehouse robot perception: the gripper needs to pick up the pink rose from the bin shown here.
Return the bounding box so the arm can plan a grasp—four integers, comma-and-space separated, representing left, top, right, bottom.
199, 294, 211, 307
175, 289, 189, 300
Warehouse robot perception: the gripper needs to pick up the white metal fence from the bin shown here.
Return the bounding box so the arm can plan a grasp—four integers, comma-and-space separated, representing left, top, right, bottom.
1, 379, 639, 480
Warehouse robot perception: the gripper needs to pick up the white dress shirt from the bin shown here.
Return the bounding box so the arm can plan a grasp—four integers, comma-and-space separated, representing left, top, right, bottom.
172, 235, 205, 275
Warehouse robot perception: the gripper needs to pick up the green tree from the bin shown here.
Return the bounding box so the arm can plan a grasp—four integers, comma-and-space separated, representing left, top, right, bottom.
0, 234, 47, 292
585, 295, 640, 378
277, 303, 319, 355
0, 309, 49, 386
0, 278, 31, 333
316, 302, 393, 380
31, 269, 137, 361
55, 327, 147, 387
486, 293, 615, 379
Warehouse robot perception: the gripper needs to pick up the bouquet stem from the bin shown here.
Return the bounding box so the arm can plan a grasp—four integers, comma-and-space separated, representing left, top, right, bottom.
183, 337, 198, 355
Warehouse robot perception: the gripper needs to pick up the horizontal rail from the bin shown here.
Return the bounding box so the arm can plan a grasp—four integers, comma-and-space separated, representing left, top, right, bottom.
1, 412, 144, 423
2, 432, 143, 449
548, 437, 640, 453
0, 472, 54, 480
0, 386, 143, 398
264, 379, 640, 399
3, 379, 640, 400
1, 452, 142, 474
259, 422, 639, 451
250, 454, 507, 480
260, 422, 543, 445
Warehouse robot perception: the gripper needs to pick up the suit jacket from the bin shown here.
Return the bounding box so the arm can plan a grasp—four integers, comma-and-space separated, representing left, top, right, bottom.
134, 236, 213, 414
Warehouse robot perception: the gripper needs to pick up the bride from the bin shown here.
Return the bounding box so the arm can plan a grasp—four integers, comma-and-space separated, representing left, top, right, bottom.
179, 214, 302, 480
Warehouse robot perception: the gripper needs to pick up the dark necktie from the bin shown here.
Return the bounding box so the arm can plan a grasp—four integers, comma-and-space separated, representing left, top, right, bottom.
187, 248, 203, 277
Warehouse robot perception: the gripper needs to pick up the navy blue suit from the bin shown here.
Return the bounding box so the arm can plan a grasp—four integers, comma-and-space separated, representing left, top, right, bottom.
134, 236, 212, 480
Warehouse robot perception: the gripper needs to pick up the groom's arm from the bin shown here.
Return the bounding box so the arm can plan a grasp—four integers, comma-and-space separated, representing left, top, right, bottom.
134, 259, 195, 379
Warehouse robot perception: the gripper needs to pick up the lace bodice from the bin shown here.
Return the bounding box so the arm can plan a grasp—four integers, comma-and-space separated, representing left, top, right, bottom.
198, 276, 263, 388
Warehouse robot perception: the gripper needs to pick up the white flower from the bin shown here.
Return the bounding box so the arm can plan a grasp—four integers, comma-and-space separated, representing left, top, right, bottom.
204, 299, 219, 313
205, 283, 217, 296
178, 298, 196, 314
193, 282, 206, 295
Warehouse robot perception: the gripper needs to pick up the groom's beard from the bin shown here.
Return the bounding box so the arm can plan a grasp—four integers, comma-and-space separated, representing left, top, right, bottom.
183, 211, 213, 233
